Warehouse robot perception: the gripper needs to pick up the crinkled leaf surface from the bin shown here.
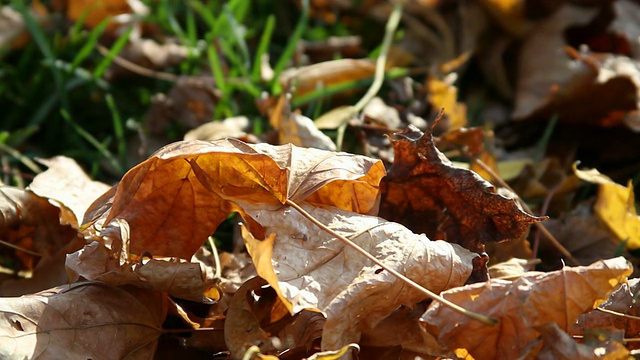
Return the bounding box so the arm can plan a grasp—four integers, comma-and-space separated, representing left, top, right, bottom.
28, 156, 111, 225
422, 257, 631, 359
0, 186, 80, 274
379, 124, 543, 255
82, 139, 385, 259
241, 202, 477, 352
573, 278, 640, 349
65, 241, 216, 302
0, 281, 167, 360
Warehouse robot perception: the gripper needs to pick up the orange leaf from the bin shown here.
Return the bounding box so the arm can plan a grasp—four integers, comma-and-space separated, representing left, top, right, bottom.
422, 257, 632, 359
82, 139, 384, 259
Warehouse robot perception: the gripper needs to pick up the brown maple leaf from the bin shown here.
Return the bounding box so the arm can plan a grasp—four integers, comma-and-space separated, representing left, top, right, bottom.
379, 118, 544, 258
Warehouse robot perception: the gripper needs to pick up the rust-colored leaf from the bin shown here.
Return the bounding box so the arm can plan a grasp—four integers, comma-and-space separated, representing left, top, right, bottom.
422, 257, 632, 359
379, 122, 544, 256
0, 281, 167, 359
0, 187, 80, 277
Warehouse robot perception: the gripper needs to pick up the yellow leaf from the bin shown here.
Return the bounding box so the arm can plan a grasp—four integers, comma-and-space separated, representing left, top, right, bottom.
574, 165, 640, 249
595, 180, 640, 249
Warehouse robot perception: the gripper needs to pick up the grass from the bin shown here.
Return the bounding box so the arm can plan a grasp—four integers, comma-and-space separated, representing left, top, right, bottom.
1, 0, 368, 184
1, 0, 446, 191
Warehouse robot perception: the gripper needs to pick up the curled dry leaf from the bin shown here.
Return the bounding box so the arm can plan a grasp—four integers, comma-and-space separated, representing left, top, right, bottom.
0, 281, 167, 360
0, 187, 83, 295
241, 202, 477, 353
533, 322, 629, 360
269, 93, 337, 151
82, 139, 385, 259
65, 240, 216, 303
422, 257, 632, 359
28, 156, 111, 225
379, 123, 544, 256
278, 58, 375, 99
573, 278, 640, 349
225, 276, 325, 359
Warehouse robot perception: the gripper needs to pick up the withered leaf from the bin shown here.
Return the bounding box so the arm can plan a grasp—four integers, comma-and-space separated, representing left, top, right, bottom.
533, 322, 629, 360
573, 278, 640, 349
379, 123, 544, 255
0, 187, 80, 276
224, 277, 272, 358
83, 139, 385, 259
65, 240, 216, 303
269, 93, 336, 151
28, 156, 111, 225
241, 202, 477, 353
422, 257, 632, 359
0, 281, 167, 359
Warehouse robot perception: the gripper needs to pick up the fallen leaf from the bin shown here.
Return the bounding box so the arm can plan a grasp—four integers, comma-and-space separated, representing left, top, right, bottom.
225, 276, 325, 359
27, 156, 111, 225
241, 202, 477, 353
425, 74, 467, 132
379, 123, 544, 257
269, 94, 336, 151
224, 277, 272, 358
422, 257, 632, 359
533, 322, 629, 360
279, 58, 376, 99
511, 4, 640, 130
0, 186, 80, 275
540, 204, 640, 274
488, 257, 537, 280
573, 278, 640, 350
0, 281, 167, 359
184, 116, 251, 142
575, 165, 640, 249
359, 304, 446, 357
82, 139, 385, 259
65, 240, 217, 303
146, 76, 221, 135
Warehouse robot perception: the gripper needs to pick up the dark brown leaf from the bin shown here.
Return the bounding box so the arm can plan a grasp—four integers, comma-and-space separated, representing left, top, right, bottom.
379, 121, 544, 256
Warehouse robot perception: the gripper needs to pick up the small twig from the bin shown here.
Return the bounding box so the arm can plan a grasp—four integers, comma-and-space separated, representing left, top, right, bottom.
0, 239, 42, 257
285, 199, 498, 326
0, 143, 43, 174
334, 0, 404, 150
96, 44, 179, 82
532, 182, 561, 267
471, 158, 580, 266
596, 306, 640, 321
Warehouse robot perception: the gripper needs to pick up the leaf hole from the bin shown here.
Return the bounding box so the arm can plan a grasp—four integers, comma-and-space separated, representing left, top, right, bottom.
12, 319, 24, 331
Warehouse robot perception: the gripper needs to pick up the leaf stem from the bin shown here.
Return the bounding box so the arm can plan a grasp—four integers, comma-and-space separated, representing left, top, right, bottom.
285, 199, 498, 326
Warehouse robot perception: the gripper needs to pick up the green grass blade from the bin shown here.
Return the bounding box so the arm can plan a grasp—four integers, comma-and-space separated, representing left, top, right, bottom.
105, 93, 127, 167
271, 0, 309, 91
223, 5, 250, 70
251, 14, 275, 83
60, 108, 123, 174
93, 26, 133, 79
208, 45, 228, 95
71, 18, 110, 72
15, 0, 69, 111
